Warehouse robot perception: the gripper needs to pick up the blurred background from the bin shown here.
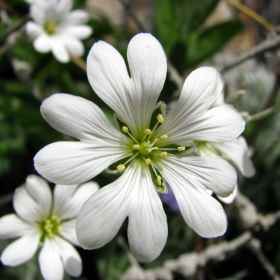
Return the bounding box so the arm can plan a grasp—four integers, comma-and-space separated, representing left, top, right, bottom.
1, 0, 280, 279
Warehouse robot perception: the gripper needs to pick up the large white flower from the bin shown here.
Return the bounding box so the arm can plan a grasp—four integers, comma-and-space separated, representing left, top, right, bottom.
26, 0, 92, 63
34, 33, 245, 262
0, 175, 99, 280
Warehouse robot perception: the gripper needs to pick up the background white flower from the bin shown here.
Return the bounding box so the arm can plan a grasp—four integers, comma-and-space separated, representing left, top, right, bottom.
0, 175, 99, 280
34, 33, 245, 262
26, 0, 92, 63
195, 93, 255, 203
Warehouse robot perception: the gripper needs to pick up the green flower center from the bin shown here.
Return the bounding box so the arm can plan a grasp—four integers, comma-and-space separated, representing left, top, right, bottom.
39, 215, 62, 241
44, 21, 58, 35
107, 103, 192, 193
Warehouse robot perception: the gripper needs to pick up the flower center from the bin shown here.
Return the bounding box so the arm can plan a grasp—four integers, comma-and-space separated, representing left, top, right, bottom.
39, 215, 62, 241
44, 21, 58, 35
108, 104, 191, 193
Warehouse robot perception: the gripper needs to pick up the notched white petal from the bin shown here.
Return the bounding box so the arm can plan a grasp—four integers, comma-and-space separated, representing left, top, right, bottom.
26, 175, 52, 217
159, 156, 230, 237
76, 167, 136, 249
127, 166, 167, 262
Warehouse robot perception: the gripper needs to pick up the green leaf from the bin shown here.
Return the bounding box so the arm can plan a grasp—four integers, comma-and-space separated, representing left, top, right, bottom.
186, 19, 243, 68
154, 0, 179, 54
154, 0, 219, 54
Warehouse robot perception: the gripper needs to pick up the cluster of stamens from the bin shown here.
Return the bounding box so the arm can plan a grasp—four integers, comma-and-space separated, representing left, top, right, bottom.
111, 113, 186, 192
39, 215, 62, 240
44, 21, 58, 35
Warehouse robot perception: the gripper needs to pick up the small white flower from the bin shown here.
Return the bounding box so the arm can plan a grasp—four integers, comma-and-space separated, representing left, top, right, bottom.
26, 0, 92, 63
195, 94, 255, 179
34, 33, 245, 262
0, 175, 99, 280
196, 95, 255, 204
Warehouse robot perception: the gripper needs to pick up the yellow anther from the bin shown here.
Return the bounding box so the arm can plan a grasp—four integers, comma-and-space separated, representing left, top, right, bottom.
160, 152, 168, 157
178, 146, 186, 152
157, 114, 164, 123
145, 158, 151, 165
156, 175, 162, 185
133, 144, 140, 150
117, 164, 126, 171
160, 134, 168, 140
144, 129, 152, 135
122, 126, 129, 133
206, 150, 214, 157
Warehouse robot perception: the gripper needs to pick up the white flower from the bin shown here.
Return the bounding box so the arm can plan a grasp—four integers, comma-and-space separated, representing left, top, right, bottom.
195, 93, 255, 178
196, 95, 255, 204
0, 175, 99, 280
26, 0, 92, 63
34, 33, 245, 262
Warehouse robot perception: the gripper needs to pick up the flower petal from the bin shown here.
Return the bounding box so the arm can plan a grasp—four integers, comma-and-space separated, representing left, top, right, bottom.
63, 25, 92, 39
167, 67, 223, 120
39, 239, 64, 280
160, 155, 236, 197
87, 33, 167, 138
53, 185, 78, 219
26, 21, 42, 38
34, 139, 127, 185
52, 236, 82, 277
33, 34, 52, 53
63, 36, 84, 57
161, 105, 245, 144
1, 232, 40, 266
127, 166, 167, 262
0, 214, 33, 239
126, 33, 167, 136
63, 10, 89, 25
30, 1, 48, 25
76, 168, 136, 249
60, 219, 79, 246
40, 93, 126, 143
13, 186, 41, 222
213, 136, 255, 177
50, 37, 70, 63
159, 156, 233, 237
218, 185, 238, 204
25, 175, 52, 217
53, 181, 99, 219
57, 0, 72, 18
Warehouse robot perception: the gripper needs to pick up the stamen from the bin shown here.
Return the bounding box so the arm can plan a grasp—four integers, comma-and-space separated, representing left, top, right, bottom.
124, 152, 139, 165
128, 132, 139, 144
146, 147, 158, 153
206, 150, 214, 157
133, 144, 140, 150
144, 129, 152, 135
160, 134, 168, 140
150, 138, 159, 147
150, 163, 158, 176
178, 146, 186, 152
145, 158, 151, 165
156, 175, 162, 185
117, 164, 125, 171
157, 114, 164, 123
122, 126, 129, 133
160, 152, 168, 157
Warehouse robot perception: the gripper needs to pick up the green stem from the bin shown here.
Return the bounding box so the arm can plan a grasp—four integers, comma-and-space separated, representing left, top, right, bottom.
245, 106, 277, 123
